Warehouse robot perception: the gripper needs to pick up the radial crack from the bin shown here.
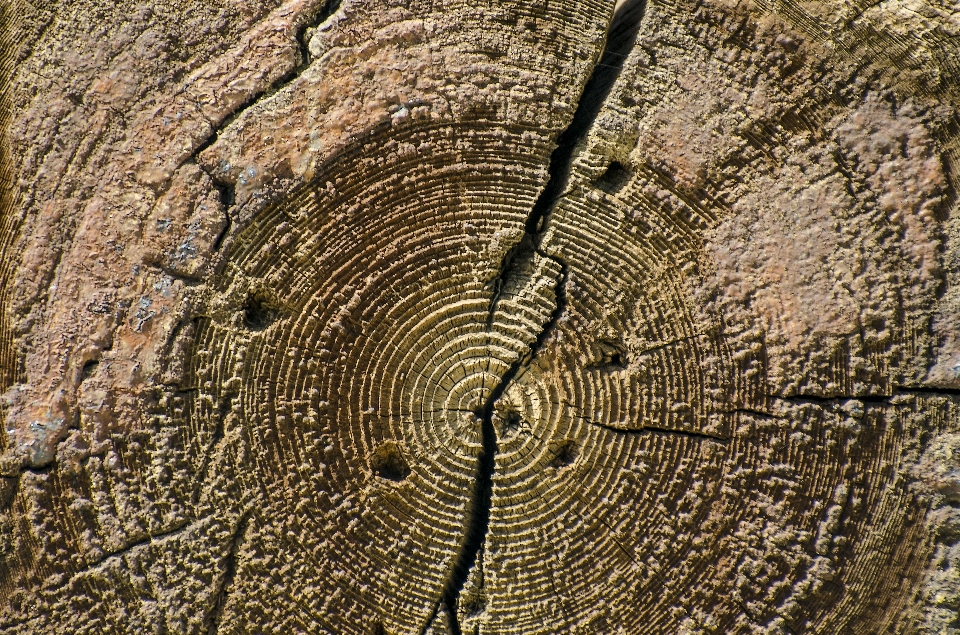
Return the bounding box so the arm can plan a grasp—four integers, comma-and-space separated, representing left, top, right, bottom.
66, 519, 193, 577
766, 385, 960, 408
205, 510, 251, 635
485, 0, 645, 319
523, 0, 646, 239
429, 2, 649, 634
590, 421, 729, 443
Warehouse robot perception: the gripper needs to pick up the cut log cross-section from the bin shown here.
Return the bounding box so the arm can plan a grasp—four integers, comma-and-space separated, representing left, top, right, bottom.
3, 0, 960, 633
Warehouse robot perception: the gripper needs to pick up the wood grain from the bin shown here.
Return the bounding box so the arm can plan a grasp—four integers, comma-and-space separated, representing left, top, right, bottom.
3, 0, 960, 633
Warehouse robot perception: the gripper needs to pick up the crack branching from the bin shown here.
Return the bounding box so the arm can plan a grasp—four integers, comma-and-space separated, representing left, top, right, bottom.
428, 2, 649, 634
71, 519, 192, 576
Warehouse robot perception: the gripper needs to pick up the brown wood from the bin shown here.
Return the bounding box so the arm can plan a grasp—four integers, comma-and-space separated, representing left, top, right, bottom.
3, 0, 960, 632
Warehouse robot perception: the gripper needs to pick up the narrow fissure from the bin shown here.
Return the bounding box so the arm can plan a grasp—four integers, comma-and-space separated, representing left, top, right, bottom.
191, 0, 343, 246
726, 407, 777, 420
485, 234, 534, 330
588, 385, 960, 442
70, 519, 192, 575
772, 393, 893, 406
192, 0, 343, 161
426, 2, 648, 633
206, 510, 251, 635
771, 385, 960, 406
210, 182, 234, 251
190, 390, 236, 506
893, 385, 960, 398
296, 0, 343, 70
591, 421, 729, 442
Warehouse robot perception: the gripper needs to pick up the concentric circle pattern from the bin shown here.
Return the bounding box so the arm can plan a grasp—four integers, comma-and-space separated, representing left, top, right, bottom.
7, 0, 960, 632
192, 122, 570, 630
185, 0, 957, 626
0, 0, 950, 632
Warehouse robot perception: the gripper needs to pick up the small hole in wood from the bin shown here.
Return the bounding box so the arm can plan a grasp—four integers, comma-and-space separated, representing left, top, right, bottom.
550, 439, 578, 468
371, 442, 410, 482
595, 160, 631, 194
600, 339, 628, 369
81, 359, 100, 381
242, 292, 278, 330
504, 410, 522, 430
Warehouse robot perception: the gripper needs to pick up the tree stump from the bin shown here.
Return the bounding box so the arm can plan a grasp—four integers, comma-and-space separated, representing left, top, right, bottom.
3, 0, 960, 632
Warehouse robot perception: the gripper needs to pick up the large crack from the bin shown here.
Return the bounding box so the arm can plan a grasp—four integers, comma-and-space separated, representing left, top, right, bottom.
423, 2, 648, 633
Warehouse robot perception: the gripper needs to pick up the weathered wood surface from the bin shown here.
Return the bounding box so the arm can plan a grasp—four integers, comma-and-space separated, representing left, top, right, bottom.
2, 0, 960, 632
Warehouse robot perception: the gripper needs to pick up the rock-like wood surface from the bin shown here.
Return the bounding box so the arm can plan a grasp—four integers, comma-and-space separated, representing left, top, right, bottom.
3, 0, 960, 633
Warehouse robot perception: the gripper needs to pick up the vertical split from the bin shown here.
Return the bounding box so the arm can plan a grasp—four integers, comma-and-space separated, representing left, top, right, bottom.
424, 1, 648, 633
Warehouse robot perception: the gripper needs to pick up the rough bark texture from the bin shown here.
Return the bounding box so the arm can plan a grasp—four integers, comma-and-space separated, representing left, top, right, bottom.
3, 0, 960, 633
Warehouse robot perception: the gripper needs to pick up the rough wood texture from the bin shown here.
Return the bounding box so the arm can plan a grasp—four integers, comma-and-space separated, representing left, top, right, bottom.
3, 0, 960, 633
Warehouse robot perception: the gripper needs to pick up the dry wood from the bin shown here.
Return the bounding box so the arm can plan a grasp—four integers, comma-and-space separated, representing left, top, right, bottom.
3, 0, 960, 633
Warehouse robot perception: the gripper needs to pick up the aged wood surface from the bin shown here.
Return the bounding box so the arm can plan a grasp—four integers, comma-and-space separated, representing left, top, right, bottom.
3, 0, 960, 633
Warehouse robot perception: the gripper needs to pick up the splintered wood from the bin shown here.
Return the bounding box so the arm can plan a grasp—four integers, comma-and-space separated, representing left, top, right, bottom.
3, 0, 960, 633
